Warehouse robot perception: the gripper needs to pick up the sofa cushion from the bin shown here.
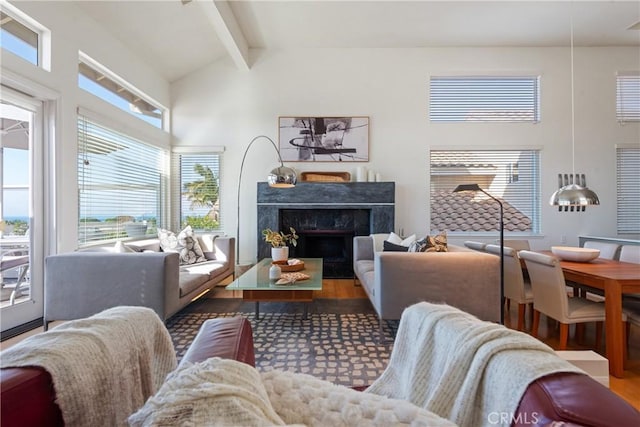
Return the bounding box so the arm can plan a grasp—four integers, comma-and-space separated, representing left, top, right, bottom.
179, 273, 210, 297
180, 260, 226, 277
387, 232, 416, 247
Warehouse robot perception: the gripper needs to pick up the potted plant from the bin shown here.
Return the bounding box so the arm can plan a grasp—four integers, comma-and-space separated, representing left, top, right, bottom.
262, 227, 298, 261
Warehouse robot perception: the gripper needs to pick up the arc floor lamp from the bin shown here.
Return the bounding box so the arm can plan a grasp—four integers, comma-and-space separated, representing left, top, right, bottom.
236, 135, 296, 265
453, 184, 504, 324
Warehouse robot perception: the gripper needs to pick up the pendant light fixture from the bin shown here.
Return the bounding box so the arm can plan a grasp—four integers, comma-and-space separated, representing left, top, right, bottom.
549, 11, 600, 212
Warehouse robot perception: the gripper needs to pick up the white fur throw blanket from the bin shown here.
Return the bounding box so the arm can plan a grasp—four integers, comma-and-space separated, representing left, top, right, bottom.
366, 302, 584, 427
129, 357, 455, 427
0, 306, 176, 427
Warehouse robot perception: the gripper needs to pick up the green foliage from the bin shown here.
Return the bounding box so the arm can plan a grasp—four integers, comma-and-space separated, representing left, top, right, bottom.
6, 220, 28, 235
262, 227, 298, 248
183, 164, 219, 219
183, 215, 220, 230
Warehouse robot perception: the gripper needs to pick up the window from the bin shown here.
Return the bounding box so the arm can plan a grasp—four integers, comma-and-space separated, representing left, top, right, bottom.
430, 149, 541, 234
616, 145, 640, 235
0, 3, 50, 69
77, 113, 167, 246
172, 152, 223, 232
616, 72, 640, 123
78, 53, 165, 129
429, 76, 540, 122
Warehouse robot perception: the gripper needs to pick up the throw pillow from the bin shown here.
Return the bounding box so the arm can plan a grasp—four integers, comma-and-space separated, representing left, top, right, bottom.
408, 236, 429, 252
158, 226, 206, 265
387, 232, 417, 247
383, 240, 410, 252
425, 231, 448, 252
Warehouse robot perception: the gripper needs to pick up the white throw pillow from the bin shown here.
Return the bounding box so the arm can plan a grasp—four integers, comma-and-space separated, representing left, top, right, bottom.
158, 226, 206, 265
387, 232, 417, 247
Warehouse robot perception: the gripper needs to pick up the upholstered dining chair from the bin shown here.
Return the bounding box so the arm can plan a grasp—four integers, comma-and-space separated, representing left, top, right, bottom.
518, 250, 622, 350
583, 241, 620, 260
464, 241, 486, 252
485, 244, 533, 331
619, 245, 640, 264
499, 239, 531, 252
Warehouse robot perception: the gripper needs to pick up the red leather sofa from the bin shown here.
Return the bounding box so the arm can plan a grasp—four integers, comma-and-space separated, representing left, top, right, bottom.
2, 316, 638, 427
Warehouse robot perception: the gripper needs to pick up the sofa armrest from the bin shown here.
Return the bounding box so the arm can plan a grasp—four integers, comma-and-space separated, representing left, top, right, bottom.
213, 236, 235, 266
515, 372, 640, 426
179, 317, 255, 368
44, 252, 180, 323
354, 236, 374, 264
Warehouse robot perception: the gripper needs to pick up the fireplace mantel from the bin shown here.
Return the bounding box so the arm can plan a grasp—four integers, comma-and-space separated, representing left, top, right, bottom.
256, 182, 395, 263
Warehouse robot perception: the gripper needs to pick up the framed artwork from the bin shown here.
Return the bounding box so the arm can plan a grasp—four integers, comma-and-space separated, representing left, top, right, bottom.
278, 116, 369, 162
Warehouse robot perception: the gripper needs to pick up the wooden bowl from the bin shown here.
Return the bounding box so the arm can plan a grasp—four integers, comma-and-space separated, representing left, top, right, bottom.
272, 260, 305, 272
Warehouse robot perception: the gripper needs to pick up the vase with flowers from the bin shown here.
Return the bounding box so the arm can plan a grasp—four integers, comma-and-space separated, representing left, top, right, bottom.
262, 227, 298, 262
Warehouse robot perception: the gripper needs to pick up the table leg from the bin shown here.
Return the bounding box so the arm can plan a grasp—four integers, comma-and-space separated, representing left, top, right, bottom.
255, 301, 260, 321
303, 303, 308, 320
604, 280, 624, 378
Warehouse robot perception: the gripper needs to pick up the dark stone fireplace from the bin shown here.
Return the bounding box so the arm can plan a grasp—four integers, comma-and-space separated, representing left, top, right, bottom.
256, 182, 395, 278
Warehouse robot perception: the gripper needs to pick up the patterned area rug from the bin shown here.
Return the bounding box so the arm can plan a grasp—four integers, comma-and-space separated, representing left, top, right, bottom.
166, 298, 398, 387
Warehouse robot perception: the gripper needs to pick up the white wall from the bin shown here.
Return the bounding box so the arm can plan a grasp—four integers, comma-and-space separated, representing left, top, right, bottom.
172, 46, 640, 263
1, 1, 170, 252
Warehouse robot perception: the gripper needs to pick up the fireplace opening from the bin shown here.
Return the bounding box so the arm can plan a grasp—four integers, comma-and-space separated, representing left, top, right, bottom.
279, 208, 370, 279
292, 230, 355, 278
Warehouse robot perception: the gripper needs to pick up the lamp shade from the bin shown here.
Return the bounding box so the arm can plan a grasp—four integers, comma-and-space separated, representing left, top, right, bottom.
268, 165, 297, 188
549, 184, 600, 207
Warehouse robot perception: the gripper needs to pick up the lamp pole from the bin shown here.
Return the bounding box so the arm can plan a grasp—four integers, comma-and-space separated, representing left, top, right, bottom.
236, 135, 296, 266
453, 184, 505, 324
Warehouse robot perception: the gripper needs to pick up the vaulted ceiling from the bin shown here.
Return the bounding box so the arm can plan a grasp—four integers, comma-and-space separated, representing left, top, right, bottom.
75, 1, 640, 83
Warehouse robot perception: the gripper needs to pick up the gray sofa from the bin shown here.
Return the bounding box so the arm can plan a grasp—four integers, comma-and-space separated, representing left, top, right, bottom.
44, 235, 235, 326
353, 235, 501, 329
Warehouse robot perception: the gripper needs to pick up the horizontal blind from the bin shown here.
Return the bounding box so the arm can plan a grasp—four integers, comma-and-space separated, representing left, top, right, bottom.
77, 114, 165, 246
617, 146, 640, 234
430, 149, 540, 234
430, 76, 540, 122
171, 152, 223, 232
616, 72, 640, 123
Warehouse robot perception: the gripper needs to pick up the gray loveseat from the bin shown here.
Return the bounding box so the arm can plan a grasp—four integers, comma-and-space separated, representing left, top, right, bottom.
44, 235, 235, 327
353, 235, 500, 330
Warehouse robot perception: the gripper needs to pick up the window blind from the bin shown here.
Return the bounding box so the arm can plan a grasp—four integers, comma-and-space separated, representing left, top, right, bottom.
616, 146, 640, 234
430, 149, 540, 234
616, 72, 640, 123
429, 76, 540, 122
171, 152, 223, 232
77, 114, 166, 246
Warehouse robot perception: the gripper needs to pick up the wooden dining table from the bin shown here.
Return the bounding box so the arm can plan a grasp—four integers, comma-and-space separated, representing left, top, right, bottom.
539, 251, 640, 378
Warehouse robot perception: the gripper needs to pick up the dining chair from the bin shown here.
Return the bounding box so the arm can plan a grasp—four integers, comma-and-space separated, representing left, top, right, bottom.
583, 241, 620, 260
519, 250, 619, 350
619, 245, 640, 264
498, 239, 531, 252
485, 244, 533, 331
464, 241, 486, 252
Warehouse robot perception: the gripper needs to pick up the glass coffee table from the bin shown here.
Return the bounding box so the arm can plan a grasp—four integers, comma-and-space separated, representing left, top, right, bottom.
226, 258, 323, 320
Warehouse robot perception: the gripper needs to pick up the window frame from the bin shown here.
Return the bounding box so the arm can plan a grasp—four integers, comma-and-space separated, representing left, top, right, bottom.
77, 110, 168, 247
429, 75, 541, 123
0, 2, 51, 70
171, 147, 225, 233
616, 72, 640, 123
78, 52, 167, 130
429, 147, 542, 236
616, 144, 640, 235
